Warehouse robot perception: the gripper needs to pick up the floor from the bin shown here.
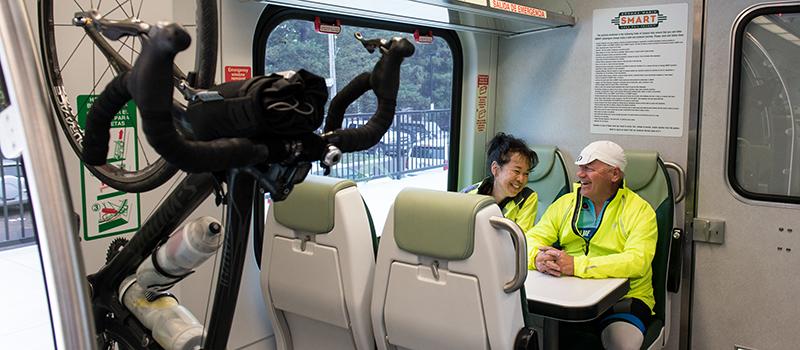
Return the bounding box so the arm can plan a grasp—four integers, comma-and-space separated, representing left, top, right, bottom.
0, 244, 56, 349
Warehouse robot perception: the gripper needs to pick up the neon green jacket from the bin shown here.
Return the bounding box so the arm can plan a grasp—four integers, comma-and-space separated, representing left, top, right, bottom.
525, 184, 657, 312
463, 177, 538, 233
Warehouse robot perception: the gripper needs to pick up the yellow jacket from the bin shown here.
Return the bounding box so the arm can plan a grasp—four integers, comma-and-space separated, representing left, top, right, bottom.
464, 177, 538, 233
525, 184, 657, 312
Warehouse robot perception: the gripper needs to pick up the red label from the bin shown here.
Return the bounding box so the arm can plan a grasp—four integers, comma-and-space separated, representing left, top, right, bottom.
314, 17, 342, 34
476, 74, 490, 133
224, 66, 251, 82
414, 30, 434, 44
489, 0, 547, 18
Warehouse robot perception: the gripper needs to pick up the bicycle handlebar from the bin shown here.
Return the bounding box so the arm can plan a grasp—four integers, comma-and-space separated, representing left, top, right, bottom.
322, 35, 414, 152
81, 16, 414, 175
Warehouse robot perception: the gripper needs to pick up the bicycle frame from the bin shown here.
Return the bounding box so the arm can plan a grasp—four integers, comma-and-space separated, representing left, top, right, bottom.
88, 171, 257, 349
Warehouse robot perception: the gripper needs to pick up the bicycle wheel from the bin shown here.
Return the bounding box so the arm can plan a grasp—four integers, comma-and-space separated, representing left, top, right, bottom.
39, 0, 218, 193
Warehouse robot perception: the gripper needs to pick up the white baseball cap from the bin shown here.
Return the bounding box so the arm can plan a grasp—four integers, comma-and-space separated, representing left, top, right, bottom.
575, 140, 627, 171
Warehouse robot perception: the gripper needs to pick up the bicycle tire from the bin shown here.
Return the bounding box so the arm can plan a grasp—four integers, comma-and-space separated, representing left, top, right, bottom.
38, 0, 218, 193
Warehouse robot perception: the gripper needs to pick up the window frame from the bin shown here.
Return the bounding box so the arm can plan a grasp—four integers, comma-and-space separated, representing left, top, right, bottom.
728, 4, 800, 204
253, 5, 463, 191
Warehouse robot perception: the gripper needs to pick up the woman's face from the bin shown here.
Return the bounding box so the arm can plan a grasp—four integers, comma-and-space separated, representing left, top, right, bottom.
491, 152, 531, 199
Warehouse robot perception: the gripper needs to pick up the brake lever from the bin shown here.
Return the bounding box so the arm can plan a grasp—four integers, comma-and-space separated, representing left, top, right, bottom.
73, 10, 150, 40
354, 32, 391, 54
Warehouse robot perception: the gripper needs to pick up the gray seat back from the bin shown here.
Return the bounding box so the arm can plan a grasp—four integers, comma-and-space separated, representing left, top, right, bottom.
261, 175, 376, 350
371, 188, 525, 350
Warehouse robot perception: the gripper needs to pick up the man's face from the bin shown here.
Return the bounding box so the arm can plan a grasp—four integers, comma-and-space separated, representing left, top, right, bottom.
491, 152, 531, 199
576, 160, 620, 202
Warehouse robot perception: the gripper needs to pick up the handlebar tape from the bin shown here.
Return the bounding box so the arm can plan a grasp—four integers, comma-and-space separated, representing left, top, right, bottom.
127, 23, 268, 172
323, 72, 370, 133
83, 73, 132, 166
324, 38, 415, 152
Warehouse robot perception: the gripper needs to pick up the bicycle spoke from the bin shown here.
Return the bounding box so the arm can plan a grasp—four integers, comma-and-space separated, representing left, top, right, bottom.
72, 0, 86, 13
138, 134, 151, 167
116, 37, 141, 57
86, 36, 129, 94
110, 0, 132, 18
103, 0, 133, 19
59, 33, 89, 78
91, 62, 113, 93
136, 0, 143, 20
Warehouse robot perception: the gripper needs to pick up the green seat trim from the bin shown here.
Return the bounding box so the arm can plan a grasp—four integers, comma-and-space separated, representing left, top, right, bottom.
626, 153, 674, 348
529, 146, 556, 182
625, 151, 668, 211
273, 176, 356, 233
624, 151, 658, 192
361, 197, 378, 259
394, 188, 494, 260
528, 146, 571, 223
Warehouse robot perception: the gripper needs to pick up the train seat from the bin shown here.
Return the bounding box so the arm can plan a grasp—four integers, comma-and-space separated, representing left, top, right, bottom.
260, 175, 376, 350
624, 151, 675, 350
371, 188, 534, 350
528, 146, 571, 224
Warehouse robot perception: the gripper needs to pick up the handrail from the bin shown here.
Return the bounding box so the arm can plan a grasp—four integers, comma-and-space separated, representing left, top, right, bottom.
664, 161, 686, 203
489, 216, 528, 293
0, 0, 96, 348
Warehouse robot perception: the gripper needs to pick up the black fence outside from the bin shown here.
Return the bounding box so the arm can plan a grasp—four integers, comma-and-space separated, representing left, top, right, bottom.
0, 155, 34, 249
313, 109, 450, 181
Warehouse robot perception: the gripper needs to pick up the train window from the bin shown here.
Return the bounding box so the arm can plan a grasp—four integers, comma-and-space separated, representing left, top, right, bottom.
256, 7, 461, 232
730, 8, 800, 203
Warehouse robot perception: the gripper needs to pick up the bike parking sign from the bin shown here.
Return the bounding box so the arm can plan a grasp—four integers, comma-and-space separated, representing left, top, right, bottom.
77, 95, 141, 240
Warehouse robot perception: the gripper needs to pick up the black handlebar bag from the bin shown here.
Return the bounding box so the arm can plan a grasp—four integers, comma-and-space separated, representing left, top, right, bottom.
187, 69, 328, 140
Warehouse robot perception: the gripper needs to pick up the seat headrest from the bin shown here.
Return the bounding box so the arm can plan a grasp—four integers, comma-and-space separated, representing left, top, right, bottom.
624, 151, 659, 191
529, 146, 556, 182
394, 188, 494, 260
273, 175, 356, 233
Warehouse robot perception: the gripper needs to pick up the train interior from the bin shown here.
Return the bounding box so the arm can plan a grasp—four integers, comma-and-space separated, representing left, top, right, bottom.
0, 0, 798, 349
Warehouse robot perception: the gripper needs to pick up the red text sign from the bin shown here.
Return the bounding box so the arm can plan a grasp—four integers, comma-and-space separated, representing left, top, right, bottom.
224, 66, 251, 82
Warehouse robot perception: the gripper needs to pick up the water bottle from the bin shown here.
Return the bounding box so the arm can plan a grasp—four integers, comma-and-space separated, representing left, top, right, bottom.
136, 216, 223, 291
119, 276, 204, 350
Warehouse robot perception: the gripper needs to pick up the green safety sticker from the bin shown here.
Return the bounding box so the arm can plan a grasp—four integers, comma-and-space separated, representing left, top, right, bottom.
78, 95, 141, 241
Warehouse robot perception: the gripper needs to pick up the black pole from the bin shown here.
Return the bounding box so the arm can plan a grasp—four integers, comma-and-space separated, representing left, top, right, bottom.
203, 170, 255, 349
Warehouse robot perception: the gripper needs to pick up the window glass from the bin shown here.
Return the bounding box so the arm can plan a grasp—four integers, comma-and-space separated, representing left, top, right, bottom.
733, 12, 800, 200
0, 155, 34, 248
264, 17, 457, 233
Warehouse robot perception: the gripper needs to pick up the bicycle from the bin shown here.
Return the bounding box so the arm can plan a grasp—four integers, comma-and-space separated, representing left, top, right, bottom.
41, 7, 415, 350
39, 0, 218, 193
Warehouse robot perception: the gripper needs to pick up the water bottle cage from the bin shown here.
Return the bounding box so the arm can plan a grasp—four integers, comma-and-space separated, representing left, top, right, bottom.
144, 247, 195, 291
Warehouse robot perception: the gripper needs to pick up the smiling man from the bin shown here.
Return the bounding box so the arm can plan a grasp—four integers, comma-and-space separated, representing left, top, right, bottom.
525, 140, 658, 350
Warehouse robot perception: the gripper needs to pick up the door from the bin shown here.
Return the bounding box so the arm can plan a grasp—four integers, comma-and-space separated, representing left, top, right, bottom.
693, 1, 800, 349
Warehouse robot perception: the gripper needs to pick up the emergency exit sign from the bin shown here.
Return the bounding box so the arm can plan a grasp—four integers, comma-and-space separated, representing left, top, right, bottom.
224, 66, 252, 82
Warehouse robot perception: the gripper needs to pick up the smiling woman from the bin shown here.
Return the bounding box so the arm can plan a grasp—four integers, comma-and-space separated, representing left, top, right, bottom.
462, 132, 539, 232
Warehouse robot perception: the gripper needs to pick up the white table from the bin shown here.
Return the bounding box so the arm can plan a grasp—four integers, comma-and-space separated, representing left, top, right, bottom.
524, 270, 629, 349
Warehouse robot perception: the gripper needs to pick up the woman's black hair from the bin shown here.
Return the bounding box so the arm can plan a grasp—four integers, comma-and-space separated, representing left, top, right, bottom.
486, 132, 538, 175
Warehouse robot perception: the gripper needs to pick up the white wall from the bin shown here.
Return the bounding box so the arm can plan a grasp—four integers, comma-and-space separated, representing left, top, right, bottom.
457, 30, 500, 190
